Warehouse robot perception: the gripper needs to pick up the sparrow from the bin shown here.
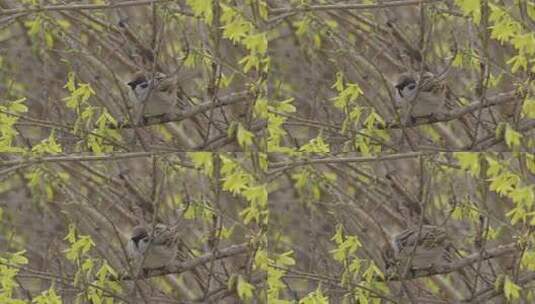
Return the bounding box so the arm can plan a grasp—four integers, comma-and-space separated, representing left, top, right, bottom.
383, 225, 453, 273
126, 72, 178, 124
394, 72, 448, 121
126, 223, 178, 270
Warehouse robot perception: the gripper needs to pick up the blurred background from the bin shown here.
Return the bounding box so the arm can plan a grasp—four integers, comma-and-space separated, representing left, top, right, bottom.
0, 153, 262, 303
1, 0, 266, 152
268, 0, 533, 152
268, 152, 533, 303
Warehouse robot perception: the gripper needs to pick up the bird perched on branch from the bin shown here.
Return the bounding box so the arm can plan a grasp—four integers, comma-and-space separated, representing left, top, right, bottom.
393, 72, 449, 121
383, 225, 477, 290
126, 223, 178, 270
383, 225, 453, 273
127, 71, 178, 124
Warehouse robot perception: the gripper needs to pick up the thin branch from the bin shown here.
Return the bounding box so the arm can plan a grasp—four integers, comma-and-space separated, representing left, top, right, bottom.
272, 265, 399, 303
115, 243, 250, 280
469, 119, 535, 150
0, 151, 186, 167
269, 151, 429, 171
384, 242, 518, 281
270, 0, 444, 15
0, 0, 190, 17
464, 272, 535, 303
384, 90, 518, 129
0, 260, 130, 303
112, 91, 250, 129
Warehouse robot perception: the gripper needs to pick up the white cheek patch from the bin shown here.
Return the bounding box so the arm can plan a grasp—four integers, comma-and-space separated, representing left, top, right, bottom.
402, 87, 417, 100
137, 238, 150, 253
135, 87, 150, 102
391, 239, 401, 256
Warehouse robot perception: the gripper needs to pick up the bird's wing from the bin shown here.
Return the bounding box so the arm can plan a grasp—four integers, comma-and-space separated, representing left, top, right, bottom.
394, 226, 447, 252
151, 224, 178, 247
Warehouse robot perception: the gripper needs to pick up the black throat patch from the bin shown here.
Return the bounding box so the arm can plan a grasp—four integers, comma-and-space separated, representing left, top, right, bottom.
395, 78, 416, 98
127, 76, 147, 90
131, 231, 148, 247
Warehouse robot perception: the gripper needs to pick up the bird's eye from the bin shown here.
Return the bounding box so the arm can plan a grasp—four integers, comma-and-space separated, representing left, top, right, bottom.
407, 83, 416, 90
140, 83, 149, 89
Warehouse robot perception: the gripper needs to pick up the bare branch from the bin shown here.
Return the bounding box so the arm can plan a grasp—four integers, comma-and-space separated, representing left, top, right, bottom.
384, 242, 518, 281
113, 91, 251, 129
115, 243, 250, 280
0, 151, 187, 167
0, 0, 191, 17
269, 151, 428, 171
384, 90, 518, 129
270, 0, 444, 15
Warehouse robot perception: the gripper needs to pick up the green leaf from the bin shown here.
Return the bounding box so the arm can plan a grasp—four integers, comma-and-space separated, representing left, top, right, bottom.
455, 0, 481, 24
454, 152, 480, 176
330, 228, 361, 262
63, 225, 95, 262
96, 261, 117, 281
504, 123, 523, 148
222, 19, 250, 42
526, 154, 535, 174
242, 33, 268, 54
32, 287, 63, 304
489, 172, 520, 195
238, 54, 260, 73
522, 98, 535, 118
275, 251, 296, 267
78, 84, 96, 103
44, 31, 54, 48
81, 258, 94, 274
452, 53, 464, 67
236, 123, 254, 149
363, 262, 384, 281
504, 276, 521, 301
275, 98, 296, 113
9, 251, 28, 265
510, 185, 535, 208
236, 276, 254, 300
300, 287, 329, 304
239, 205, 259, 224
254, 249, 270, 270
507, 54, 528, 73
511, 33, 535, 55
64, 72, 76, 92
489, 4, 522, 43
485, 156, 502, 177
506, 206, 526, 225
330, 74, 363, 110
25, 17, 42, 36
254, 98, 268, 118
332, 72, 345, 92
364, 110, 385, 128
521, 250, 535, 271
294, 17, 311, 36
8, 98, 28, 113
188, 152, 214, 177
331, 224, 344, 244
221, 4, 251, 43
222, 171, 249, 194
242, 184, 268, 207
186, 0, 213, 24
299, 134, 330, 153
31, 131, 62, 154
